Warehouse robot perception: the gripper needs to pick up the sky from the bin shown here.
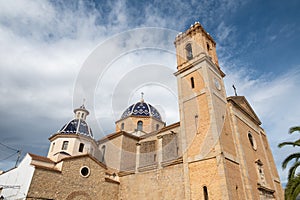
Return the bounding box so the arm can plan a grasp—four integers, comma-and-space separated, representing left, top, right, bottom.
0, 0, 300, 187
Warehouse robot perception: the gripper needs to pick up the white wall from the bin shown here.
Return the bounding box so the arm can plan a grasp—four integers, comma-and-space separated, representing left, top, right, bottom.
0, 154, 35, 200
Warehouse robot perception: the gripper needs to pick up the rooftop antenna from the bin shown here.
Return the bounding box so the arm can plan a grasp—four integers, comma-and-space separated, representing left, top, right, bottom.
232, 85, 238, 96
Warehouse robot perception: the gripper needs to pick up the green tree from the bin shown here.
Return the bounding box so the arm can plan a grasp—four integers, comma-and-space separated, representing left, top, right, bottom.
278, 126, 300, 200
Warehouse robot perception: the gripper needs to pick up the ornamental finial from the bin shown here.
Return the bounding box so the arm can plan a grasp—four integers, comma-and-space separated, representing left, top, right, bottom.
141, 92, 144, 102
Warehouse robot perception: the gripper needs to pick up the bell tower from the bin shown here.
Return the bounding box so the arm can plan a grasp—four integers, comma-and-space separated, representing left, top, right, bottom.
174, 22, 229, 199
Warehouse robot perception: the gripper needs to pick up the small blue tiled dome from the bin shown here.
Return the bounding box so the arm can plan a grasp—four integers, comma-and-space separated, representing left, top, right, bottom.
59, 119, 93, 138
121, 100, 162, 121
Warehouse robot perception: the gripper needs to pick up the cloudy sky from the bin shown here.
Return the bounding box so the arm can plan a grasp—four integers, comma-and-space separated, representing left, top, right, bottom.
0, 0, 300, 186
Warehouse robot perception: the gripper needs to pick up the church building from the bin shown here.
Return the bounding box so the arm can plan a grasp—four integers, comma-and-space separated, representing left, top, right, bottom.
0, 22, 283, 199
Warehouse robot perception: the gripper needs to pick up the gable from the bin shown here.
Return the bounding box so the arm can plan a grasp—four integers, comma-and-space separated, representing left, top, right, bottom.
227, 96, 261, 125
61, 154, 107, 169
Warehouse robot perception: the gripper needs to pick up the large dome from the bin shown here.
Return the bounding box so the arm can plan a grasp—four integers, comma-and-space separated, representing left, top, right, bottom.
121, 100, 162, 121
59, 119, 93, 138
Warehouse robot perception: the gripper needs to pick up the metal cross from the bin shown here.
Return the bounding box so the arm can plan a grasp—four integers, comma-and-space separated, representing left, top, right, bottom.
232, 85, 237, 96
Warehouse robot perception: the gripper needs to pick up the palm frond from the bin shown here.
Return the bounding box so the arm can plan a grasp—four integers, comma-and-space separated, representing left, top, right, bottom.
282, 153, 300, 169
292, 183, 300, 200
285, 175, 300, 200
289, 126, 300, 134
278, 142, 300, 148
288, 162, 300, 180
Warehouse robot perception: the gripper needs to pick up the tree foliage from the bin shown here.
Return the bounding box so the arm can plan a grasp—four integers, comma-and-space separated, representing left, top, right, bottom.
278, 126, 300, 200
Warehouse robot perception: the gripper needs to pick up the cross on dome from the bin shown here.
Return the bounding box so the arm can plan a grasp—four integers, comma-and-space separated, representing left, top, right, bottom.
141, 92, 144, 103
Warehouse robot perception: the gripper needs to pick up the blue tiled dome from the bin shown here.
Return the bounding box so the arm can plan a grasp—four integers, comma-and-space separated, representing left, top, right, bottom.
121, 101, 162, 121
59, 119, 93, 138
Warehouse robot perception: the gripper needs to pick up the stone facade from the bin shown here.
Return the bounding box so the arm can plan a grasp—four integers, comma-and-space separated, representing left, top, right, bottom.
27, 155, 119, 200
0, 22, 284, 200
119, 164, 185, 200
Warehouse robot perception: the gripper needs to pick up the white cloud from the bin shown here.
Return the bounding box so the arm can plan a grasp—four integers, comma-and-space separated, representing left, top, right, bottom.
0, 0, 298, 187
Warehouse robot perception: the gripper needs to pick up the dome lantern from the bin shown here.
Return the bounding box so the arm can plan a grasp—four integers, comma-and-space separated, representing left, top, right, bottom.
74, 103, 89, 121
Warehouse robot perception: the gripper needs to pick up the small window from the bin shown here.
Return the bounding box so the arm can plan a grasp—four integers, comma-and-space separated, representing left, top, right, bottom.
207, 43, 210, 51
248, 132, 257, 150
79, 143, 84, 152
81, 113, 84, 118
62, 141, 69, 150
191, 77, 195, 88
137, 121, 143, 131
80, 166, 90, 177
185, 43, 193, 60
121, 123, 125, 130
203, 186, 209, 200
156, 124, 159, 131
51, 142, 55, 152
248, 133, 254, 146
77, 112, 80, 118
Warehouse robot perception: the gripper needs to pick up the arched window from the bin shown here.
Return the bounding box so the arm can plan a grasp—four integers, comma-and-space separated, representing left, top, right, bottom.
81, 113, 84, 118
79, 143, 84, 152
185, 43, 193, 60
248, 133, 254, 147
207, 43, 210, 51
191, 77, 195, 89
62, 141, 69, 150
248, 132, 257, 150
121, 123, 125, 130
203, 186, 209, 200
101, 145, 106, 162
137, 121, 143, 131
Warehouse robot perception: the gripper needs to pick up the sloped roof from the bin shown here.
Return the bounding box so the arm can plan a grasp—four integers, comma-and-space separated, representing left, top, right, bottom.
28, 153, 55, 163
227, 96, 262, 125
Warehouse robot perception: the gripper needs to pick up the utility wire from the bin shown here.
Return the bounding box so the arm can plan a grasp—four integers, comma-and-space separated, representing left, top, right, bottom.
0, 142, 19, 152
0, 151, 19, 161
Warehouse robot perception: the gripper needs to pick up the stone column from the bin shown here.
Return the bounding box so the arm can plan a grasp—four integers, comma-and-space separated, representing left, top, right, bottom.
157, 135, 163, 169
135, 142, 141, 173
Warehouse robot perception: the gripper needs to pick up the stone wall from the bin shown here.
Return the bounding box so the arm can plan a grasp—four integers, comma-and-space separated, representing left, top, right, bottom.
140, 140, 157, 167
27, 156, 119, 200
223, 159, 246, 199
120, 135, 137, 171
235, 115, 283, 199
188, 157, 228, 200
119, 163, 185, 200
162, 133, 178, 161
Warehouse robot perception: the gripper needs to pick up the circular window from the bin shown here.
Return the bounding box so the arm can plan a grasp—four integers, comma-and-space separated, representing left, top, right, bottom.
80, 166, 90, 177
248, 132, 257, 150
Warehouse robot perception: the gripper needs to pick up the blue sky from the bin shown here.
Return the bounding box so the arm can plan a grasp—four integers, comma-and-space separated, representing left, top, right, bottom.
0, 0, 300, 187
